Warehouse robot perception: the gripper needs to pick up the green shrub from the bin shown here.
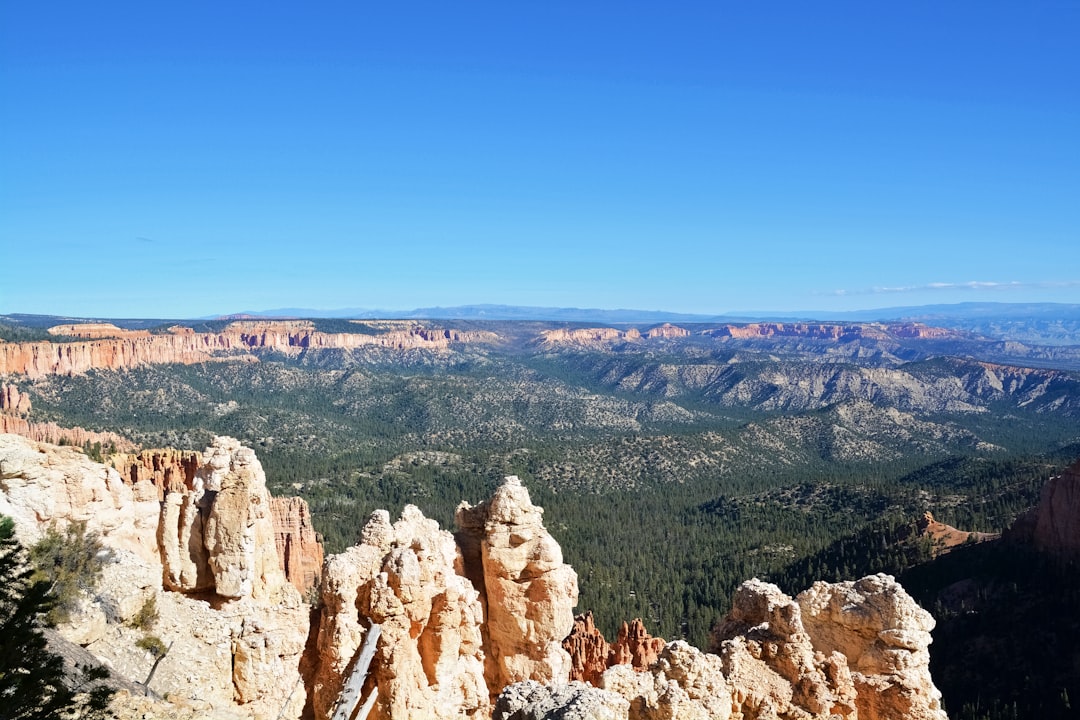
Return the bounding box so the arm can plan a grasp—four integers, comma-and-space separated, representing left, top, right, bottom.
29, 521, 113, 625
0, 515, 114, 719
136, 634, 167, 658
129, 595, 159, 631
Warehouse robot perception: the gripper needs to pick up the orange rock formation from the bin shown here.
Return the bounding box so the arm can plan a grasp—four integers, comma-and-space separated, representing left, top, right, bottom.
563, 613, 665, 685
0, 321, 498, 378
271, 496, 325, 596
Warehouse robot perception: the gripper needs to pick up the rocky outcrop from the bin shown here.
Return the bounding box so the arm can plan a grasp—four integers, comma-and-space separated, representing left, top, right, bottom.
110, 446, 322, 597
528, 575, 943, 720
155, 437, 291, 601
563, 614, 664, 685
0, 433, 161, 561
1, 382, 31, 414
797, 575, 946, 720
539, 328, 641, 346
714, 579, 857, 719
711, 575, 945, 720
494, 680, 630, 720
271, 496, 324, 596
0, 434, 313, 720
312, 476, 580, 719
609, 619, 664, 674
311, 506, 489, 720
111, 448, 202, 500
456, 476, 579, 692
564, 613, 611, 685
0, 321, 499, 378
917, 511, 997, 554
599, 641, 732, 720
645, 323, 690, 339
1010, 458, 1080, 559
48, 323, 150, 339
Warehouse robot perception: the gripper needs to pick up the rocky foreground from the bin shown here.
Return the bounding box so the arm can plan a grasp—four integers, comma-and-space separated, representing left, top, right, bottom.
0, 433, 947, 719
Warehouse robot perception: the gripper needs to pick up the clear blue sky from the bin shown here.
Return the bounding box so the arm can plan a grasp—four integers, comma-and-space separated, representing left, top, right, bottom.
2, 2, 1078, 318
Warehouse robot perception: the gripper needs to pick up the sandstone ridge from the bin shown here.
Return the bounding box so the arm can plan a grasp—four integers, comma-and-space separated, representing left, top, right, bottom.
0, 320, 499, 378
538, 321, 964, 349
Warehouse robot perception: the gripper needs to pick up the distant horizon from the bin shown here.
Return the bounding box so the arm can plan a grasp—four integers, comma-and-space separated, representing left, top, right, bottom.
5, 299, 1080, 326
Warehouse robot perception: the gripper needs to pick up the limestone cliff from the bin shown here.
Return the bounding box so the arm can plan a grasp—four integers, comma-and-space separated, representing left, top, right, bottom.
538, 321, 963, 349
645, 323, 690, 339
539, 327, 641, 346
271, 495, 325, 596
0, 320, 499, 378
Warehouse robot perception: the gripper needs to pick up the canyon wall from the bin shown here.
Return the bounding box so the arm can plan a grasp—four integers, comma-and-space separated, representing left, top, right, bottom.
0, 321, 498, 378
540, 321, 963, 347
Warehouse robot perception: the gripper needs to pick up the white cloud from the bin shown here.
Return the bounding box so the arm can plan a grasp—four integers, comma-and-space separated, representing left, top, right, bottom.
824, 280, 1080, 297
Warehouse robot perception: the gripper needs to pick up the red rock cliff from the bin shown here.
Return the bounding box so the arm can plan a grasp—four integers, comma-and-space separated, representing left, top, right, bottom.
0, 321, 498, 378
270, 495, 324, 596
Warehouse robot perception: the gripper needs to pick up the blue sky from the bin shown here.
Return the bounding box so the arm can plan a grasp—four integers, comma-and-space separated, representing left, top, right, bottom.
2, 2, 1078, 318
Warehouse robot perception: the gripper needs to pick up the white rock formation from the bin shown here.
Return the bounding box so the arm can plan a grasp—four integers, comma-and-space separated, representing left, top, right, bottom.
455, 476, 580, 692
0, 434, 308, 720
797, 574, 947, 720
494, 680, 630, 720
599, 641, 731, 720
312, 506, 490, 720
0, 433, 160, 561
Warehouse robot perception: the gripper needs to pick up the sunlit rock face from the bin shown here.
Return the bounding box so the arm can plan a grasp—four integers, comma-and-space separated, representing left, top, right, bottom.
456, 475, 580, 692
0, 321, 498, 378
515, 574, 944, 720
311, 506, 490, 720
0, 434, 310, 719
312, 476, 581, 719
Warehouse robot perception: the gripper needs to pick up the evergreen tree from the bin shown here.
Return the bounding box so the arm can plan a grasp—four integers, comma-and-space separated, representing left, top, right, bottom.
0, 516, 113, 720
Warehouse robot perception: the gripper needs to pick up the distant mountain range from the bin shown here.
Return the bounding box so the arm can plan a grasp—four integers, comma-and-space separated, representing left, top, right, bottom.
243, 301, 1080, 324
